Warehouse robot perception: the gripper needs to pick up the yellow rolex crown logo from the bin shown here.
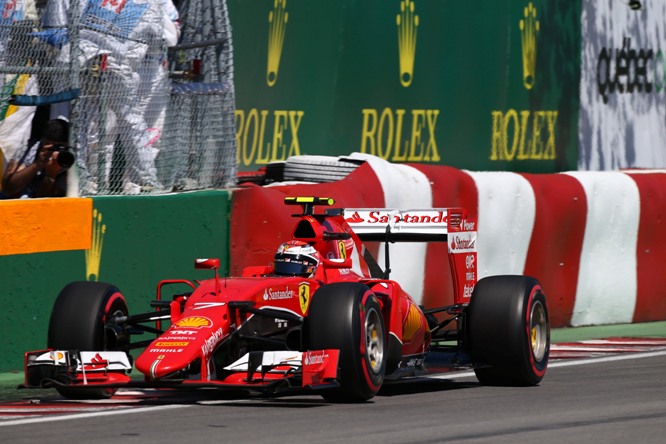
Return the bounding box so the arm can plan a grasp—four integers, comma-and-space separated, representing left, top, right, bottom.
519, 2, 539, 90
267, 0, 288, 87
85, 209, 106, 282
396, 0, 419, 87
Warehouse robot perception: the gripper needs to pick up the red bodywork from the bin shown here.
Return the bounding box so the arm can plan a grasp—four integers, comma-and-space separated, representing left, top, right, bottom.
24, 197, 478, 394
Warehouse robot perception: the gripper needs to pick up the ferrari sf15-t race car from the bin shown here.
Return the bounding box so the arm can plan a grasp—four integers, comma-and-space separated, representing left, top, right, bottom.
22, 197, 550, 402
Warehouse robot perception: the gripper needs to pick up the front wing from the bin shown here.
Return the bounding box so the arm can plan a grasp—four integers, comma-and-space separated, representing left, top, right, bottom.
22, 349, 340, 395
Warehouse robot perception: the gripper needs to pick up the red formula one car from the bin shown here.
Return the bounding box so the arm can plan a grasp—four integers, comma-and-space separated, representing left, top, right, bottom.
23, 197, 550, 402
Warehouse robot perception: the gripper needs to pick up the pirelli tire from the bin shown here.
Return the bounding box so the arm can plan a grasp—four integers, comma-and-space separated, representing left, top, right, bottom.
467, 275, 550, 386
306, 282, 386, 402
47, 281, 130, 399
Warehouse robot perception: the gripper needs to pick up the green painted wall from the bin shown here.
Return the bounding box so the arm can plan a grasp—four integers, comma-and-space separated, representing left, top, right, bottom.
229, 0, 581, 173
0, 191, 230, 373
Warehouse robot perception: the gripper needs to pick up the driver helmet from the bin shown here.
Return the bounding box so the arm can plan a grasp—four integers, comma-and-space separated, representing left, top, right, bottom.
274, 240, 321, 278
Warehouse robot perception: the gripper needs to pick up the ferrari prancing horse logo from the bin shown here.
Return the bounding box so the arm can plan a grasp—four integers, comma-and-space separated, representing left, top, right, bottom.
299, 283, 310, 314
337, 240, 346, 259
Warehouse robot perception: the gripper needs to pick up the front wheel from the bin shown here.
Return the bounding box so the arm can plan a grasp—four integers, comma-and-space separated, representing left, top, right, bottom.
467, 275, 549, 386
48, 281, 129, 399
305, 282, 386, 402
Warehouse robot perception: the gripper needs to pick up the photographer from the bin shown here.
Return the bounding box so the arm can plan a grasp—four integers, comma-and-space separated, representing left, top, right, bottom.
1, 118, 73, 199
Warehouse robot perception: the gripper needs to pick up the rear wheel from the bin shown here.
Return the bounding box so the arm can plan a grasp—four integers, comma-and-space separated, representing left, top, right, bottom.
467, 275, 549, 386
48, 281, 129, 399
306, 282, 386, 402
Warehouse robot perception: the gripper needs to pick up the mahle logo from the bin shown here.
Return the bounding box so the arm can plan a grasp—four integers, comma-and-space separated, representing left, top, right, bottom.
85, 209, 106, 282
519, 2, 539, 90
267, 0, 288, 87
396, 0, 419, 87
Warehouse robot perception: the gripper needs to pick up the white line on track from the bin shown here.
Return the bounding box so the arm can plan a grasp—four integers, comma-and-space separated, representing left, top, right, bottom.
423, 349, 666, 380
551, 346, 638, 352
0, 403, 193, 427
577, 339, 666, 345
3, 350, 666, 427
547, 350, 666, 368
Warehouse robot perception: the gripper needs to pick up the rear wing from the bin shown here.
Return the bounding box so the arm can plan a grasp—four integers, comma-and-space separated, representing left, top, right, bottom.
344, 208, 477, 303
344, 208, 472, 242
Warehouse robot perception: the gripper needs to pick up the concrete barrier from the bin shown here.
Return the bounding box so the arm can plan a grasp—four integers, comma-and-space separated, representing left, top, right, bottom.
231, 154, 666, 328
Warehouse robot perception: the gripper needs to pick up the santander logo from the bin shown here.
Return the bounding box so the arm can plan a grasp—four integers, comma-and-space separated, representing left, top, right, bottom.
345, 212, 365, 223
346, 210, 446, 224
450, 234, 476, 252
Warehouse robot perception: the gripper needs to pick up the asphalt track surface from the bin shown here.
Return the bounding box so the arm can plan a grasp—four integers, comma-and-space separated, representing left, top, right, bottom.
2, 323, 666, 443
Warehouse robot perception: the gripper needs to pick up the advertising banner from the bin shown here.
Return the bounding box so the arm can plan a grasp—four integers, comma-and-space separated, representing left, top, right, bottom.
580, 0, 666, 169
229, 0, 581, 173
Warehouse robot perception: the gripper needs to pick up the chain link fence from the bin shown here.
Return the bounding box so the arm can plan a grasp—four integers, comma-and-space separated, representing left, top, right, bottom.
0, 0, 236, 196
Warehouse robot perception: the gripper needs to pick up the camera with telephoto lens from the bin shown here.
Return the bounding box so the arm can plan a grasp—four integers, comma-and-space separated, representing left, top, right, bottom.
49, 144, 75, 169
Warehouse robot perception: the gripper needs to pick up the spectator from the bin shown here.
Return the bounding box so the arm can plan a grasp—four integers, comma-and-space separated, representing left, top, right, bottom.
131, 0, 181, 193
0, 118, 72, 198
0, 1, 40, 169
42, 0, 168, 194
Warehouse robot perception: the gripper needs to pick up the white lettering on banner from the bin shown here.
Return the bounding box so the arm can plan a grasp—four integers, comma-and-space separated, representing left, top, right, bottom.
463, 284, 474, 298
463, 220, 475, 231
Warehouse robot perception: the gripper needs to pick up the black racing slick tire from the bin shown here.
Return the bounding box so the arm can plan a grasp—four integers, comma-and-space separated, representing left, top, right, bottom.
306, 283, 386, 402
47, 281, 129, 399
467, 275, 550, 386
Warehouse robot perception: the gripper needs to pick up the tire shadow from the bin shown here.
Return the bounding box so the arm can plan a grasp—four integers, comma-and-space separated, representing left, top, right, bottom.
377, 377, 480, 397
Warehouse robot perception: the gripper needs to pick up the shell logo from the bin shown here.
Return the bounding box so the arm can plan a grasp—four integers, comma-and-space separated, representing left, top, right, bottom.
402, 304, 423, 342
172, 316, 213, 329
50, 351, 65, 361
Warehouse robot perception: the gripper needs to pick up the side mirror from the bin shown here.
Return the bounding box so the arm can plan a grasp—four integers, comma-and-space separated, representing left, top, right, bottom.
195, 258, 220, 270
195, 258, 221, 296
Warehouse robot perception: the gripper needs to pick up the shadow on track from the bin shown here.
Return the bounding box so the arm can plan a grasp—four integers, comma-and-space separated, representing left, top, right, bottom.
377, 377, 480, 397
